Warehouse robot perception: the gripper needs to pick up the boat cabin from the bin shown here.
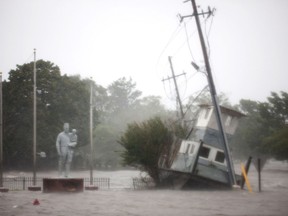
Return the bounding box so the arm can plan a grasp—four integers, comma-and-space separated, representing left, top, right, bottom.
159, 104, 245, 186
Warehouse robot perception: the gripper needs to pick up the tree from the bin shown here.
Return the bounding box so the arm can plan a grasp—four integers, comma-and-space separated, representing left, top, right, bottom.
260, 92, 288, 159
119, 117, 175, 186
93, 125, 121, 168
231, 92, 288, 160
3, 60, 92, 168
104, 77, 143, 130
106, 77, 142, 114
262, 127, 288, 160
93, 76, 177, 169
3, 60, 62, 167
230, 99, 265, 158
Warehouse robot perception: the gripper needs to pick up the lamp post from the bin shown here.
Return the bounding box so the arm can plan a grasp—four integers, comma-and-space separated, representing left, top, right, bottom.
89, 79, 93, 185
33, 48, 37, 186
85, 78, 98, 190
28, 49, 41, 191
0, 72, 3, 188
0, 71, 7, 192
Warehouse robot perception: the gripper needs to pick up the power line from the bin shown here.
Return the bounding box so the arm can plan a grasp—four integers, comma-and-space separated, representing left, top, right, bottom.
156, 23, 184, 68
184, 22, 196, 62
204, 14, 214, 58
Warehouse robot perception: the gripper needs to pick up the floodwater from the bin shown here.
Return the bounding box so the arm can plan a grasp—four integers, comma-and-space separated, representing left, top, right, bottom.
1, 160, 288, 216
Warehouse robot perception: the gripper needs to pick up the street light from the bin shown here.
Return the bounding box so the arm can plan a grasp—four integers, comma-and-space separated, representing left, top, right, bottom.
33, 49, 37, 186
85, 78, 98, 190
90, 79, 93, 185
0, 72, 3, 188
0, 72, 9, 192
28, 49, 41, 191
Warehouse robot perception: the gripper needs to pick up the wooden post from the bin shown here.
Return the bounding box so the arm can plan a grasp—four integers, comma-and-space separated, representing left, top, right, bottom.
240, 163, 252, 193
241, 156, 252, 189
258, 158, 261, 192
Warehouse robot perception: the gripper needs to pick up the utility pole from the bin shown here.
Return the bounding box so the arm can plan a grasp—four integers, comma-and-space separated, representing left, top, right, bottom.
85, 78, 98, 190
0, 72, 3, 188
182, 0, 236, 186
27, 49, 40, 191
33, 48, 37, 186
89, 79, 93, 185
163, 56, 185, 121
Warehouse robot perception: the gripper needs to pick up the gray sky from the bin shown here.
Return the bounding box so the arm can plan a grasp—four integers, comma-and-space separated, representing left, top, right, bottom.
1, 0, 288, 108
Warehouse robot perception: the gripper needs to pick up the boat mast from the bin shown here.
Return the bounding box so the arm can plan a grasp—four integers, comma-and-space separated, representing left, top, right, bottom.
189, 0, 236, 186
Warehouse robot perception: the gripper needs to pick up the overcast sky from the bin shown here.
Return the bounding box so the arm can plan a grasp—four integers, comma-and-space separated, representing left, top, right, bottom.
1, 0, 288, 108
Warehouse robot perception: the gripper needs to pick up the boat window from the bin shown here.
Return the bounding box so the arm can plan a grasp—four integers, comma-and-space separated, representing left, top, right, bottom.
190, 144, 195, 154
225, 116, 232, 126
215, 151, 225, 163
185, 144, 190, 154
199, 146, 210, 158
204, 108, 211, 119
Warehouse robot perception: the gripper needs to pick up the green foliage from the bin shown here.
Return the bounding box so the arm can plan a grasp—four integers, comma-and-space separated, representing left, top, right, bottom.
3, 60, 91, 168
8, 58, 288, 172
92, 78, 171, 170
94, 124, 122, 167
230, 99, 263, 157
231, 92, 288, 160
259, 92, 288, 159
2, 60, 171, 169
262, 127, 288, 160
119, 117, 174, 185
107, 77, 142, 114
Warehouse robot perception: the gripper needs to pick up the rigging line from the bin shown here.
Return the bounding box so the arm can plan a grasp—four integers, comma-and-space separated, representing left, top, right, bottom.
185, 71, 201, 82
204, 15, 214, 58
175, 72, 188, 101
182, 72, 188, 99
156, 22, 184, 68
171, 18, 206, 58
207, 14, 214, 39
172, 29, 197, 58
204, 19, 210, 58
161, 62, 175, 101
168, 78, 175, 100
162, 78, 175, 101
156, 18, 195, 67
171, 85, 209, 126
181, 71, 207, 102
184, 85, 209, 116
184, 21, 196, 62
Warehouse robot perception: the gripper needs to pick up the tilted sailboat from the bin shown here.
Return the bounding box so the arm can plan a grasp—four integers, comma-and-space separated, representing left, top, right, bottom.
158, 104, 245, 188
158, 0, 245, 188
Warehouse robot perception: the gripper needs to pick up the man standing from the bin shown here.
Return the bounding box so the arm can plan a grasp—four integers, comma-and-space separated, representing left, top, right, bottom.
56, 123, 76, 177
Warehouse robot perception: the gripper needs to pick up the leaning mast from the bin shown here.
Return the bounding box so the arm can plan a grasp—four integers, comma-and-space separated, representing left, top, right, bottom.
187, 0, 236, 186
